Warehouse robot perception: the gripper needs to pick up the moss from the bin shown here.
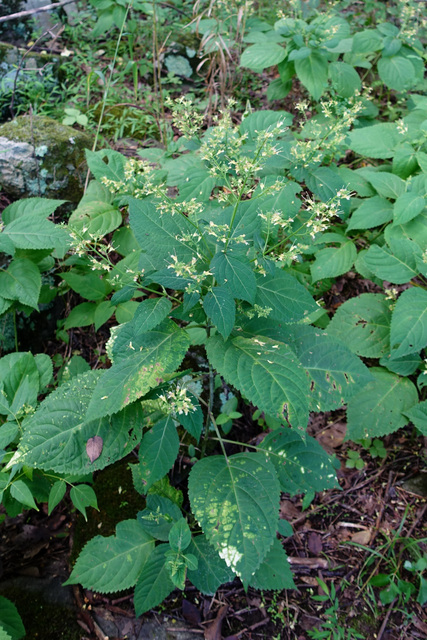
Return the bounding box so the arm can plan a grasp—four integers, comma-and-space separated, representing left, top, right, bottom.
0, 586, 81, 640
71, 458, 146, 563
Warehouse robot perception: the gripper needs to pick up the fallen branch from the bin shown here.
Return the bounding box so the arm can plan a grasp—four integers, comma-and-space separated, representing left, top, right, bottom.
0, 0, 75, 23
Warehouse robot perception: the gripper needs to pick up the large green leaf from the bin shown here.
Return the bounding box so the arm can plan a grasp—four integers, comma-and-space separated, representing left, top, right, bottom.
364, 172, 406, 200
85, 149, 126, 183
329, 61, 361, 98
378, 55, 415, 92
394, 193, 426, 225
129, 198, 198, 269
86, 322, 190, 421
327, 294, 391, 357
348, 123, 402, 159
311, 240, 356, 282
2, 198, 66, 225
254, 271, 318, 323
390, 287, 427, 359
203, 287, 235, 339
188, 453, 280, 583
187, 535, 235, 595
346, 368, 418, 440
294, 51, 328, 100
18, 371, 142, 474
363, 241, 419, 284
0, 596, 25, 640
259, 428, 338, 495
2, 352, 39, 414
4, 215, 70, 251
132, 298, 172, 334
65, 520, 154, 592
68, 201, 122, 240
62, 271, 112, 301
210, 252, 256, 304
139, 416, 179, 492
133, 544, 174, 616
0, 259, 41, 309
240, 43, 287, 71
206, 333, 309, 434
403, 400, 427, 436
347, 196, 394, 230
249, 538, 295, 590
239, 110, 293, 139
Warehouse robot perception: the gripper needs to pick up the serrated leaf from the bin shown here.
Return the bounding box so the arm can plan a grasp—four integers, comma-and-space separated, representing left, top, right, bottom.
68, 201, 122, 240
62, 271, 112, 301
177, 398, 203, 442
240, 110, 293, 139
133, 298, 172, 334
254, 271, 318, 323
311, 241, 356, 282
0, 596, 25, 640
348, 123, 402, 159
346, 368, 418, 440
4, 216, 70, 251
94, 300, 116, 331
34, 353, 53, 390
70, 484, 98, 520
240, 43, 286, 71
329, 61, 361, 98
0, 258, 41, 309
85, 149, 126, 183
86, 322, 190, 421
19, 371, 143, 474
365, 172, 406, 199
134, 544, 175, 615
10, 480, 38, 510
139, 416, 179, 492
188, 453, 280, 582
2, 198, 66, 225
347, 196, 394, 230
48, 480, 67, 515
203, 287, 235, 339
295, 51, 328, 100
259, 428, 338, 495
0, 422, 18, 448
66, 520, 154, 592
403, 400, 427, 435
186, 535, 234, 595
363, 242, 418, 284
169, 518, 191, 552
379, 352, 421, 376
206, 333, 309, 434
178, 168, 216, 201
64, 302, 97, 329
137, 495, 182, 541
249, 538, 295, 590
210, 253, 256, 304
327, 294, 391, 357
390, 287, 427, 359
378, 55, 415, 91
394, 193, 426, 225
0, 628, 12, 640
3, 352, 39, 414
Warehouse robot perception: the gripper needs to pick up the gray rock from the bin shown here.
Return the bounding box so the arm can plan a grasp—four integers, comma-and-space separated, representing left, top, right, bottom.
0, 115, 92, 201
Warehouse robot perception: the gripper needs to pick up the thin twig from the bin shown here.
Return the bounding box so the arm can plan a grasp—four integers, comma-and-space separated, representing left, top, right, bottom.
376, 597, 397, 640
0, 0, 75, 23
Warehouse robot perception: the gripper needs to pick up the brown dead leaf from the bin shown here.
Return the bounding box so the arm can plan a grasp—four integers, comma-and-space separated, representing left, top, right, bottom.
204, 605, 228, 640
308, 532, 323, 555
351, 530, 372, 545
316, 422, 346, 452
300, 576, 319, 586
86, 436, 103, 463
280, 500, 301, 521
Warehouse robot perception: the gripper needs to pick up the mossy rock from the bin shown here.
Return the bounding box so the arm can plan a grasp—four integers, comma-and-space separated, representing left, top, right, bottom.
0, 115, 93, 202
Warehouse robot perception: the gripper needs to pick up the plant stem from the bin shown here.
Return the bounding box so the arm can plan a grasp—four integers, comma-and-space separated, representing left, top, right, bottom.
13, 309, 18, 352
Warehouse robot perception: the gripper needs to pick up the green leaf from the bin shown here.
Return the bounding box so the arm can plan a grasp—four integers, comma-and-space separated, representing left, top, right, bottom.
19, 371, 143, 474
363, 242, 418, 284
85, 149, 126, 183
70, 484, 98, 520
178, 168, 216, 201
2, 352, 39, 414
139, 416, 180, 493
259, 428, 338, 495
378, 56, 415, 91
34, 353, 53, 390
348, 123, 402, 159
347, 196, 394, 230
311, 241, 356, 283
65, 520, 154, 592
240, 110, 293, 139
394, 193, 426, 225
254, 271, 318, 323
329, 61, 361, 98
177, 398, 203, 442
188, 453, 280, 582
62, 271, 112, 301
210, 253, 256, 304
392, 142, 418, 179
68, 201, 122, 240
0, 627, 12, 640
64, 302, 97, 329
0, 596, 25, 640
365, 172, 406, 199
0, 422, 18, 448
206, 334, 309, 434
133, 298, 172, 334
295, 51, 328, 100
137, 495, 182, 541
249, 538, 295, 590
327, 294, 391, 357
2, 198, 66, 225
94, 300, 116, 331
10, 480, 38, 510
129, 199, 198, 270
352, 29, 383, 53
203, 287, 235, 339
48, 480, 67, 515
169, 518, 191, 552
379, 352, 421, 376
240, 43, 286, 71
390, 287, 427, 359
133, 544, 174, 616
186, 535, 234, 595
403, 400, 427, 436
86, 322, 190, 421
0, 258, 41, 309
346, 368, 418, 440
4, 216, 70, 251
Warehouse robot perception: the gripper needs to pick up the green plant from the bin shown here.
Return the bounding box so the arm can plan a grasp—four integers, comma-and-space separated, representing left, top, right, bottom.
0, 595, 25, 640
308, 578, 365, 640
